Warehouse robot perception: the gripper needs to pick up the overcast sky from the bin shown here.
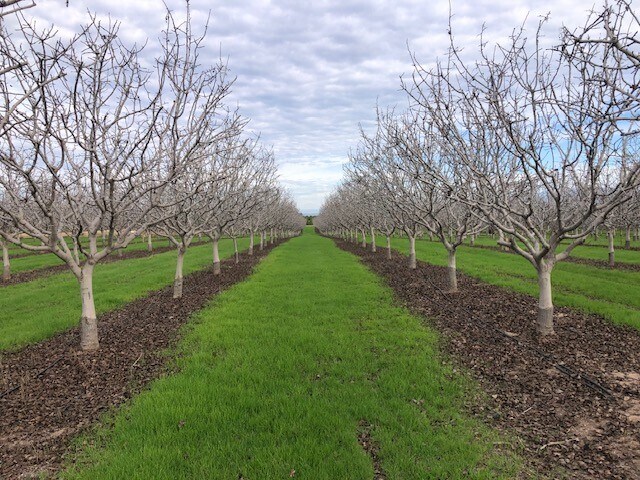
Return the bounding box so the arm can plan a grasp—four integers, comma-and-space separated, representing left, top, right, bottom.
11, 0, 598, 214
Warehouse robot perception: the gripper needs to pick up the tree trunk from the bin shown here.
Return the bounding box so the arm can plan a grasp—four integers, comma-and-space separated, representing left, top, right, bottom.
536, 263, 555, 336
79, 263, 99, 350
361, 229, 366, 248
625, 225, 631, 250
249, 232, 254, 256
447, 249, 458, 293
212, 238, 220, 275
147, 232, 153, 252
173, 247, 185, 299
409, 235, 416, 269
270, 228, 274, 245
233, 237, 239, 263
469, 234, 475, 247
386, 235, 392, 260
1, 241, 10, 281
259, 231, 265, 251
608, 229, 615, 267
370, 227, 376, 252
498, 230, 508, 251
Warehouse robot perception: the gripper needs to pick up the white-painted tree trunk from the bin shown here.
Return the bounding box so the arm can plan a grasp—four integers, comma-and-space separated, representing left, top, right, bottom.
608, 229, 615, 267
147, 232, 153, 252
386, 235, 392, 259
259, 231, 265, 251
270, 228, 274, 245
447, 249, 458, 293
173, 247, 185, 299
233, 237, 239, 263
409, 235, 416, 269
212, 238, 220, 275
498, 230, 508, 251
249, 232, 254, 256
361, 229, 366, 248
625, 225, 631, 250
536, 262, 554, 336
2, 240, 10, 281
79, 263, 99, 350
370, 227, 376, 252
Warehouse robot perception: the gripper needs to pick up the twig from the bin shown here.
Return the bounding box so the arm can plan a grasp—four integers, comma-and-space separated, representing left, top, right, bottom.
540, 438, 578, 450
131, 352, 143, 368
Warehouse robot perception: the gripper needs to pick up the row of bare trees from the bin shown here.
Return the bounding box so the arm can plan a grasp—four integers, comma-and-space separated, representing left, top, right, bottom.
316, 0, 640, 337
0, 2, 305, 350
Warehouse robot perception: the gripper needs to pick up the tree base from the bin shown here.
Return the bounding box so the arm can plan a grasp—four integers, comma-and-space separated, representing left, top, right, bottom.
537, 307, 555, 336
173, 278, 183, 299
80, 316, 99, 351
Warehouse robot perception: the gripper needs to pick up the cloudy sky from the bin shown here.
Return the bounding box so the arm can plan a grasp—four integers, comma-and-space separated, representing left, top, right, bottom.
11, 0, 598, 214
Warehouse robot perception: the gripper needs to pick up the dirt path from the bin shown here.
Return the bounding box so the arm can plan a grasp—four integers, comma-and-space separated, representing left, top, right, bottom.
0, 242, 282, 479
337, 239, 640, 480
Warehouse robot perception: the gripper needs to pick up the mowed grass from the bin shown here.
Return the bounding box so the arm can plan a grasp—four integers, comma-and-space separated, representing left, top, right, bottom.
386, 237, 640, 330
0, 238, 250, 351
62, 231, 519, 479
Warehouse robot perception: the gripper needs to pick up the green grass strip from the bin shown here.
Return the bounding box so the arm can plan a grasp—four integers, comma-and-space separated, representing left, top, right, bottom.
63, 230, 519, 479
7, 236, 184, 274
0, 238, 250, 351
466, 235, 640, 265
386, 237, 640, 330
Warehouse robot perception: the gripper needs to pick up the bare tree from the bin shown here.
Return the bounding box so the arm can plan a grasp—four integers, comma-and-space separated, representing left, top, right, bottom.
0, 14, 203, 350
404, 13, 640, 334
205, 143, 277, 276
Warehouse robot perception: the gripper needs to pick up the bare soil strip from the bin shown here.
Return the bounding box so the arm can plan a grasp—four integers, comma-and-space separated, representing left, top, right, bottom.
0, 242, 281, 479
0, 242, 208, 288
336, 239, 640, 480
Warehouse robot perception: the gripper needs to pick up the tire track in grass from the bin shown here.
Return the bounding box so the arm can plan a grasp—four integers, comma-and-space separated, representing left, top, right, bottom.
62, 230, 520, 480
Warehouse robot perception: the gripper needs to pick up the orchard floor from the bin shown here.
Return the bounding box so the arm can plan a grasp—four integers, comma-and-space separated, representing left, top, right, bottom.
55, 230, 521, 479
336, 239, 640, 480
3, 230, 638, 479
0, 243, 278, 478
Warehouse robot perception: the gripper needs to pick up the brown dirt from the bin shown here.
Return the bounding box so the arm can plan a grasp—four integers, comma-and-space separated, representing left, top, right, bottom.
0, 242, 208, 288
336, 239, 640, 480
0, 242, 282, 479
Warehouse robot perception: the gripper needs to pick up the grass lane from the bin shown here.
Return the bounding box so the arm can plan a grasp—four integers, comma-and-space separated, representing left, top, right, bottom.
0, 238, 250, 351
386, 236, 640, 330
5, 235, 200, 274
466, 235, 640, 264
62, 230, 519, 479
